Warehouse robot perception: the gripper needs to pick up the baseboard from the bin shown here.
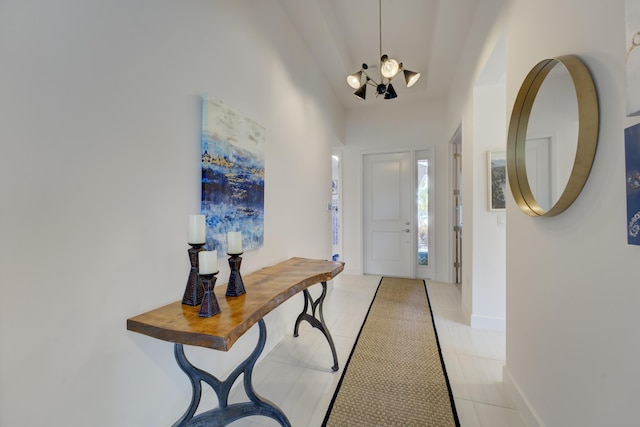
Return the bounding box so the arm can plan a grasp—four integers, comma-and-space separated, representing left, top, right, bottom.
502, 366, 545, 427
470, 313, 505, 331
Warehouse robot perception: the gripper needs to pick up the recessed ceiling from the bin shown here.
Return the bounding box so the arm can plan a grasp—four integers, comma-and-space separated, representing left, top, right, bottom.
279, 0, 482, 109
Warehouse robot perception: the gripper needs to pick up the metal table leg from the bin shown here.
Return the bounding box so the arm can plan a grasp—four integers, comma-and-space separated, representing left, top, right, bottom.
293, 281, 339, 371
172, 319, 291, 427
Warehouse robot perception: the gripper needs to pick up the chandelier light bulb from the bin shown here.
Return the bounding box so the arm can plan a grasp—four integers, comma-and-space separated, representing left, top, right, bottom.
346, 71, 363, 89
380, 56, 400, 79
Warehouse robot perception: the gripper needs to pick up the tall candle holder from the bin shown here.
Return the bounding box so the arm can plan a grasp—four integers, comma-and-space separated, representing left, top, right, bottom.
182, 243, 205, 306
226, 253, 246, 297
198, 272, 221, 318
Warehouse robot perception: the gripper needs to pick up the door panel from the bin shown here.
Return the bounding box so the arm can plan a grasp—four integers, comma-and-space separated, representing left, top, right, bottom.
363, 152, 412, 277
372, 231, 402, 261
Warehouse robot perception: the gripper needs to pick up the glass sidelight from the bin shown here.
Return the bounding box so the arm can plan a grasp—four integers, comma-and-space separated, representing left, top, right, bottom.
417, 157, 429, 267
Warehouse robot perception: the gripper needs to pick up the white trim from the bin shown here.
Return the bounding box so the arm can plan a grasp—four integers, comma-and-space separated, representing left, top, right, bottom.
449, 125, 462, 285
502, 366, 546, 427
469, 313, 505, 331
415, 148, 435, 280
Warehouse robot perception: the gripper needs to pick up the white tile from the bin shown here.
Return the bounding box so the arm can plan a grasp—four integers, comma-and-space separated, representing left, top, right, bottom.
444, 319, 505, 361
456, 354, 513, 408
278, 367, 340, 426
249, 359, 304, 406
330, 310, 369, 339
433, 317, 455, 352
474, 402, 527, 427
454, 398, 481, 427
446, 320, 480, 356
442, 351, 472, 400
224, 275, 520, 427
306, 333, 357, 372
266, 330, 322, 367
226, 416, 278, 427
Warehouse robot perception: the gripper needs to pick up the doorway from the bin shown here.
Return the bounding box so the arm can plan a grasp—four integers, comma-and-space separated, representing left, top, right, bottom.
363, 151, 413, 277
363, 150, 435, 278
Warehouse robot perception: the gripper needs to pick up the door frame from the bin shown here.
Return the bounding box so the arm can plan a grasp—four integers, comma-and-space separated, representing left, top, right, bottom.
360, 147, 435, 279
450, 125, 462, 284
331, 148, 343, 262
415, 148, 435, 280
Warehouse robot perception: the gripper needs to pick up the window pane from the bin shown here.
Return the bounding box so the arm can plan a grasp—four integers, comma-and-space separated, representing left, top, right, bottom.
417, 159, 428, 266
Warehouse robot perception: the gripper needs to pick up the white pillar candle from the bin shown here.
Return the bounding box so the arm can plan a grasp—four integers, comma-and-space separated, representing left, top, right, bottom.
198, 250, 217, 274
227, 231, 243, 254
188, 215, 206, 244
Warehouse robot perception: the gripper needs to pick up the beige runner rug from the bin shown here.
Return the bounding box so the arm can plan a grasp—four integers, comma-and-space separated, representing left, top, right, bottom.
322, 277, 459, 427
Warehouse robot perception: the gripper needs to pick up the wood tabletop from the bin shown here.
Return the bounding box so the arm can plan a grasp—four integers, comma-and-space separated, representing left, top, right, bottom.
126, 257, 344, 351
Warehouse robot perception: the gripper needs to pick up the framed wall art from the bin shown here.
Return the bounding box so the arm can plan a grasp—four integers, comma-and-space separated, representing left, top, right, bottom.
488, 150, 506, 211
625, 123, 640, 245
201, 95, 265, 253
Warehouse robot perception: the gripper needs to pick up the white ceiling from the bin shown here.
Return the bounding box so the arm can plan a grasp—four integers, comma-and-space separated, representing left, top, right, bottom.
278, 0, 483, 110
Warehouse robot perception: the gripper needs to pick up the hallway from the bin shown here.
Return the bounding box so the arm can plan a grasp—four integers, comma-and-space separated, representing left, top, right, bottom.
225, 274, 524, 426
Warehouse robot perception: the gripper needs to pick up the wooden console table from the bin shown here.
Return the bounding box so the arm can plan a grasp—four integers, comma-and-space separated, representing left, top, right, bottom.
127, 257, 344, 427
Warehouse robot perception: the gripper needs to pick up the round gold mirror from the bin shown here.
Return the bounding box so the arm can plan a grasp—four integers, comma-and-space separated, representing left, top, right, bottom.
507, 55, 599, 216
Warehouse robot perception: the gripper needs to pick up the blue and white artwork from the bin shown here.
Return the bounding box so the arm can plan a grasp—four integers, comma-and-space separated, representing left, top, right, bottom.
201, 96, 265, 253
625, 123, 640, 245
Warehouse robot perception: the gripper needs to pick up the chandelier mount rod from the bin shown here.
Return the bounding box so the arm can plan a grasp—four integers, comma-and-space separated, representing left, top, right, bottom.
379, 0, 382, 61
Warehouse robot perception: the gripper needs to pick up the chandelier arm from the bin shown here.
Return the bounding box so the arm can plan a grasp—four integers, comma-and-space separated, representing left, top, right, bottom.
362, 69, 380, 87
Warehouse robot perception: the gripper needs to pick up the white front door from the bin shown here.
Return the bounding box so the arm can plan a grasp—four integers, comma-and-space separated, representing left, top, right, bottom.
363, 152, 413, 277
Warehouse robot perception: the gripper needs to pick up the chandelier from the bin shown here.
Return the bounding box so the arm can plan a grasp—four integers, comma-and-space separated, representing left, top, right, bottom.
346, 0, 421, 100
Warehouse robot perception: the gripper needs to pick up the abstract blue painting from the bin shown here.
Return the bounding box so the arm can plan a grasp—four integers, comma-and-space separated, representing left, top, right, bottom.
626, 123, 640, 245
201, 96, 265, 253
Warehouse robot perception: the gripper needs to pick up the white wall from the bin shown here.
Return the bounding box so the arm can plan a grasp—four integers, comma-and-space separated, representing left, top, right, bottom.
0, 1, 343, 425
502, 0, 640, 425
340, 98, 452, 282
444, 14, 509, 331
461, 83, 507, 330
443, 1, 509, 331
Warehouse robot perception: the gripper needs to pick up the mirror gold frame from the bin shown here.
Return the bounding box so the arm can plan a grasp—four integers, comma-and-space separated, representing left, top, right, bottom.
506, 55, 599, 217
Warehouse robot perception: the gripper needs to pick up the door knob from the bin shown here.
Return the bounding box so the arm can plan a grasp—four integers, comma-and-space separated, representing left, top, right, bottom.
402, 229, 410, 233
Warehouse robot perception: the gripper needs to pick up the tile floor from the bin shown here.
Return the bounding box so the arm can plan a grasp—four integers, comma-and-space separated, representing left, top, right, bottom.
225, 274, 526, 427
